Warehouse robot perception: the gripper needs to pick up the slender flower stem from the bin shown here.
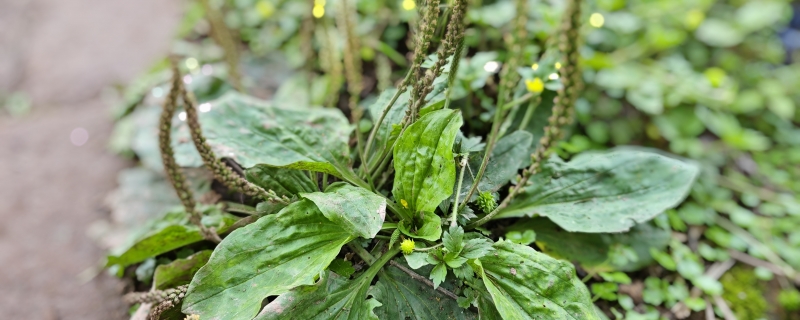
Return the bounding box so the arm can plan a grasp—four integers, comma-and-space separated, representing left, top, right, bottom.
159, 63, 221, 243
414, 243, 444, 252
459, 0, 527, 212
450, 154, 468, 227
517, 95, 541, 131
363, 71, 413, 164
501, 92, 534, 111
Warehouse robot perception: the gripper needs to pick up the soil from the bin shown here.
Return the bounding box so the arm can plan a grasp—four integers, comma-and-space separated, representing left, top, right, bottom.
0, 0, 181, 318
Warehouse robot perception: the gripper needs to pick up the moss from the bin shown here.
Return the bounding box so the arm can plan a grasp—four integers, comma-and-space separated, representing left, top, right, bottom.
720, 266, 767, 319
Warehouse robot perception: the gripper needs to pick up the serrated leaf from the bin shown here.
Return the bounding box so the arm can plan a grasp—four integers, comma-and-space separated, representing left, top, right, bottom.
443, 225, 465, 255
182, 200, 358, 320
477, 241, 599, 319
445, 256, 469, 268
328, 259, 355, 278
393, 109, 463, 214
460, 238, 494, 260
301, 182, 386, 239
255, 271, 380, 320
497, 148, 699, 232
173, 92, 358, 180
461, 131, 533, 198
508, 218, 670, 272
245, 164, 318, 197
154, 250, 212, 290
372, 261, 478, 319
453, 263, 474, 280
398, 211, 442, 241
430, 263, 448, 289
106, 206, 237, 269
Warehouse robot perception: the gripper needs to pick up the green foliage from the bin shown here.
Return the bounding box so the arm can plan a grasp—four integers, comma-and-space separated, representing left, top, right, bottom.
720, 267, 768, 319
107, 0, 800, 318
153, 250, 212, 290
372, 262, 478, 319
182, 199, 366, 319
476, 241, 600, 319
255, 271, 381, 320
507, 218, 670, 272
392, 109, 463, 214
498, 148, 699, 232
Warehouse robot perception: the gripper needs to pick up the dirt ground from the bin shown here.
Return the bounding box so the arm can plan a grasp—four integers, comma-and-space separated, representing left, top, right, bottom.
0, 0, 181, 318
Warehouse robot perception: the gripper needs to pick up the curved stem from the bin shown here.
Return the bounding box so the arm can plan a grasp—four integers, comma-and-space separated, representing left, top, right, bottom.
459, 98, 506, 212
517, 95, 541, 131
364, 71, 413, 163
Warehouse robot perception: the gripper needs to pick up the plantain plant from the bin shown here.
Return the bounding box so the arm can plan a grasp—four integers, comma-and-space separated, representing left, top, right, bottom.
113, 0, 701, 319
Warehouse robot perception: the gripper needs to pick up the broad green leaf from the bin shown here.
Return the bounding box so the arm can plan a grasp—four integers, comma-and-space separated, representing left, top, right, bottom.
497, 148, 699, 233
154, 250, 212, 290
477, 241, 599, 319
245, 164, 318, 197
173, 92, 356, 179
301, 182, 386, 239
371, 261, 478, 320
182, 200, 358, 320
398, 211, 443, 241
461, 131, 533, 198
477, 289, 503, 320
736, 1, 786, 33
694, 19, 743, 47
404, 252, 430, 269
106, 206, 237, 269
507, 218, 670, 272
430, 263, 448, 289
393, 109, 463, 213
442, 226, 465, 255
366, 77, 459, 168
255, 271, 380, 320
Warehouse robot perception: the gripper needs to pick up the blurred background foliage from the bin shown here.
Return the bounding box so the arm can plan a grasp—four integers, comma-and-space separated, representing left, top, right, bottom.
104, 0, 800, 318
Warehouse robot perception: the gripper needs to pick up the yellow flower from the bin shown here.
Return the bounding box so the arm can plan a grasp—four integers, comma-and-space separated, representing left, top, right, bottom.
704, 67, 726, 88
589, 13, 605, 28
684, 9, 705, 30
531, 63, 539, 71
402, 0, 416, 11
400, 239, 415, 254
525, 78, 544, 93
400, 199, 408, 208
256, 0, 275, 19
554, 62, 562, 70
312, 5, 325, 18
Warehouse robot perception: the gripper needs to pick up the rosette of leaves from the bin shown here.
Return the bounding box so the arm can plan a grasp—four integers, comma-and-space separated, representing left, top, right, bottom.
111, 0, 709, 318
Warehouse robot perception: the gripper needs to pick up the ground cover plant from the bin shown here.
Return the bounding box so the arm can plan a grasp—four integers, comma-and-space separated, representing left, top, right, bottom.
103, 0, 800, 319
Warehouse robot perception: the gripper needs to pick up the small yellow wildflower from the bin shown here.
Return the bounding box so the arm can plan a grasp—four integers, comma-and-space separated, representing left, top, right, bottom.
312, 5, 325, 18
531, 63, 539, 71
684, 9, 705, 30
402, 0, 416, 11
400, 199, 409, 208
704, 67, 726, 88
525, 78, 544, 93
256, 0, 275, 19
589, 13, 605, 28
554, 62, 562, 70
400, 239, 415, 254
